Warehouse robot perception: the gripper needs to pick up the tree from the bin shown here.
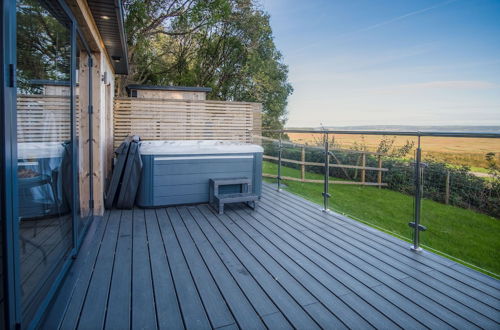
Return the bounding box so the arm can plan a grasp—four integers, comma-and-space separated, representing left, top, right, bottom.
17, 0, 71, 92
120, 0, 293, 130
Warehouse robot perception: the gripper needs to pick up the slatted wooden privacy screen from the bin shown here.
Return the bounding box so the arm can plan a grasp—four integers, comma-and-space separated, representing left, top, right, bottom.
17, 95, 76, 142
113, 97, 262, 148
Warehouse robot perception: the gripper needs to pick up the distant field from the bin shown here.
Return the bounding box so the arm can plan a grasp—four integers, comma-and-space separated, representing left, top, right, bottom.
288, 133, 500, 168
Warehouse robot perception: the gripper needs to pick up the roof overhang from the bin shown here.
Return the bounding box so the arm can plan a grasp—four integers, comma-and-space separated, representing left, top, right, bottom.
86, 0, 129, 74
126, 85, 213, 93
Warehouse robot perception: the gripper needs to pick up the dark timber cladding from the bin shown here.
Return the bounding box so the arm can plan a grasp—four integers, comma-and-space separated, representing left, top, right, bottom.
42, 183, 500, 329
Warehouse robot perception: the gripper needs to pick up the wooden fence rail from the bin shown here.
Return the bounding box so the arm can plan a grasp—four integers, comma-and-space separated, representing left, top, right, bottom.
261, 137, 388, 187
114, 97, 262, 148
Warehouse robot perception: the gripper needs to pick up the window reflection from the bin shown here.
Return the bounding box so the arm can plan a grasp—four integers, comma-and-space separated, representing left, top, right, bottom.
16, 0, 73, 321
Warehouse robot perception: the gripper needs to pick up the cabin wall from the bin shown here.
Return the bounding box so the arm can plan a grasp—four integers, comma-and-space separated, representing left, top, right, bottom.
71, 0, 116, 215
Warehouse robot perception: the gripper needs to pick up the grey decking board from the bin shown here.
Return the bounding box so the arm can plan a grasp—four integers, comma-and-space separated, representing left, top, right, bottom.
449, 262, 500, 290
222, 207, 374, 329
261, 186, 436, 271
242, 202, 464, 326
409, 270, 500, 321
261, 187, 500, 309
426, 270, 500, 309
259, 191, 500, 310
167, 207, 236, 328
254, 200, 496, 326
143, 209, 184, 330
202, 203, 371, 329
257, 199, 411, 279
58, 211, 112, 330
77, 209, 121, 329
262, 185, 500, 300
232, 206, 415, 329
213, 323, 238, 330
177, 207, 267, 330
105, 209, 133, 330
260, 188, 498, 322
303, 302, 349, 330
261, 197, 434, 278
209, 209, 321, 307
185, 206, 285, 320
263, 184, 497, 285
252, 204, 388, 288
212, 208, 350, 327
195, 204, 321, 329
260, 187, 500, 318
40, 216, 101, 328
227, 205, 415, 330
131, 208, 158, 329
156, 208, 212, 330
260, 312, 294, 330
371, 284, 453, 329
41, 183, 500, 330
401, 276, 498, 329
79, 210, 122, 327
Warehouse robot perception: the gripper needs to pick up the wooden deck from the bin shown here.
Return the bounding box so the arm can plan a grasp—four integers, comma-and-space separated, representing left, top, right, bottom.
42, 183, 500, 329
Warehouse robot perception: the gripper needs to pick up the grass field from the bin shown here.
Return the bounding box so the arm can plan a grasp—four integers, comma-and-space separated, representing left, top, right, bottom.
287, 133, 500, 169
263, 161, 500, 277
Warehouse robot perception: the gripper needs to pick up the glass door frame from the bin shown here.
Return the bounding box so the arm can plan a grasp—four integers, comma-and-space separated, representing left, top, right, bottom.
1, 0, 21, 327
1, 0, 94, 327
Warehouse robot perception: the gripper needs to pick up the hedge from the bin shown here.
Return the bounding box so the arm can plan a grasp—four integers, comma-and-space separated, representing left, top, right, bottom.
262, 140, 500, 218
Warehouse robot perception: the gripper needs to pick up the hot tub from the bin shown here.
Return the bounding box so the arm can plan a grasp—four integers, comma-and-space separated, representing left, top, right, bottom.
136, 140, 263, 207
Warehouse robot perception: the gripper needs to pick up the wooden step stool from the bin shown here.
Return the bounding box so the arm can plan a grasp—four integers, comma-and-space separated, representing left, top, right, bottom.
209, 177, 259, 215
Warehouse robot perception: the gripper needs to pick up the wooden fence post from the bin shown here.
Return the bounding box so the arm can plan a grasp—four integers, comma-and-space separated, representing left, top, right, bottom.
445, 170, 450, 204
361, 153, 366, 184
301, 146, 306, 181
377, 155, 382, 188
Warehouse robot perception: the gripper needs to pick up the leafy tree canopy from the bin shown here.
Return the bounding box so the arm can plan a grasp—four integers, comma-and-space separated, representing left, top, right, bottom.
120, 0, 293, 130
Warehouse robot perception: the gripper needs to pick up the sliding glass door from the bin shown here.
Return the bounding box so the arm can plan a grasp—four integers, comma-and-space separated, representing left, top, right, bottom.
2, 0, 93, 325
16, 0, 74, 321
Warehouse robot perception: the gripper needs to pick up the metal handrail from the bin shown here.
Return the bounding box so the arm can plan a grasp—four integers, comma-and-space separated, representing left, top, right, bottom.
264, 128, 500, 252
262, 128, 500, 139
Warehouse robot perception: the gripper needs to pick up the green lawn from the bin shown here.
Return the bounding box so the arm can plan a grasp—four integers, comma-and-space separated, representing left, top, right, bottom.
263, 161, 500, 277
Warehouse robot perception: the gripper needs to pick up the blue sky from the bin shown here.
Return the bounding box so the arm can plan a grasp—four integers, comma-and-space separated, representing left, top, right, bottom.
258, 0, 500, 127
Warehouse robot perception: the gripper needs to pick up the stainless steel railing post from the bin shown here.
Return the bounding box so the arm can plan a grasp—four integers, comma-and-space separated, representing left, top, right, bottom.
322, 132, 330, 212
277, 132, 282, 191
410, 135, 426, 251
